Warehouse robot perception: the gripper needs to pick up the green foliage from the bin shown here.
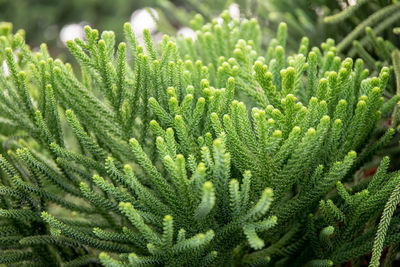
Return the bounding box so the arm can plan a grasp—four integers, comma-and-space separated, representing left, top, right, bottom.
167, 0, 400, 57
0, 9, 399, 267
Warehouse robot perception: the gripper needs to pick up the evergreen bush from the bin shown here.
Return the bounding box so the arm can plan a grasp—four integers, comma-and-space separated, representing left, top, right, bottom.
0, 10, 399, 267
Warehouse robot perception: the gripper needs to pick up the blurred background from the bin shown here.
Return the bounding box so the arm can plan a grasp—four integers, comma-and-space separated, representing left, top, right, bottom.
1, 0, 398, 62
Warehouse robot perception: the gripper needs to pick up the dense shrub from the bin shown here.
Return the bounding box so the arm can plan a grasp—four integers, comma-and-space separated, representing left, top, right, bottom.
0, 10, 399, 266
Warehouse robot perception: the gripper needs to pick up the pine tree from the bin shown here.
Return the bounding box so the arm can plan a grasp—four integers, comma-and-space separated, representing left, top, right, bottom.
0, 9, 399, 266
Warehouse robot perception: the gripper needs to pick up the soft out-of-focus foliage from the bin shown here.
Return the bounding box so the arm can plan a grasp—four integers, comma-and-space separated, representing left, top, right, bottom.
0, 0, 155, 44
